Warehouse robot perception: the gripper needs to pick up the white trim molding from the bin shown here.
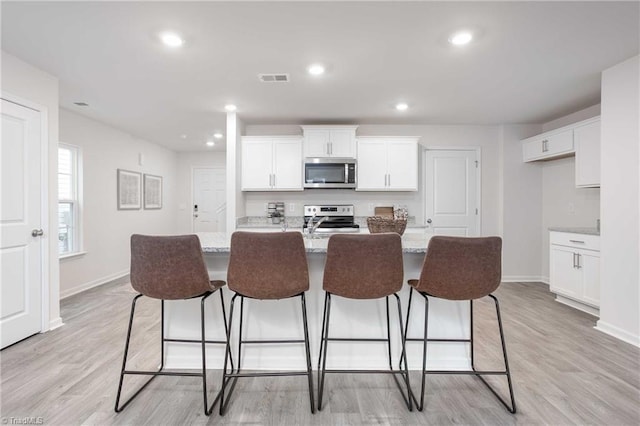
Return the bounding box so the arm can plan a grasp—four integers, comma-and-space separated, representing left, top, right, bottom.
60, 269, 129, 299
501, 276, 548, 284
595, 321, 640, 348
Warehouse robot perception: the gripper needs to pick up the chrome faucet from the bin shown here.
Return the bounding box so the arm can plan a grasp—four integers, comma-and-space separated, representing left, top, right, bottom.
307, 215, 329, 235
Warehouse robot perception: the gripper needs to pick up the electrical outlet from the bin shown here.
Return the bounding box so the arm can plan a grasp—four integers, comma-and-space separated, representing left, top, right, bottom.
289, 203, 295, 213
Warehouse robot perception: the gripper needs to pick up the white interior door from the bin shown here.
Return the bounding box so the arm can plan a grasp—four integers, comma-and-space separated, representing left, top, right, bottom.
1, 98, 44, 348
192, 168, 226, 232
424, 149, 479, 236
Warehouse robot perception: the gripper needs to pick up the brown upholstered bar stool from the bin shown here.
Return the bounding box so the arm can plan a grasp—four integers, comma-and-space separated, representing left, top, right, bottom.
403, 236, 516, 413
115, 234, 232, 415
220, 231, 314, 415
317, 233, 412, 411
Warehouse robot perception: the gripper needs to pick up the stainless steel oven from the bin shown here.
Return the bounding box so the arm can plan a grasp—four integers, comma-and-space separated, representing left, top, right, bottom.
303, 158, 356, 189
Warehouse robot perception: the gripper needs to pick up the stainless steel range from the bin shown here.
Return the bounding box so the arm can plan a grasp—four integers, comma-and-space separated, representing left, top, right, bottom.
303, 204, 360, 233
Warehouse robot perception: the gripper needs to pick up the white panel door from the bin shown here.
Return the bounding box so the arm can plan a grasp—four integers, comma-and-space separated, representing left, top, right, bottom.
356, 139, 387, 190
575, 120, 601, 187
387, 139, 418, 190
425, 149, 478, 236
1, 98, 43, 349
303, 130, 329, 157
241, 138, 273, 190
193, 168, 225, 232
580, 250, 600, 306
273, 138, 302, 190
328, 129, 355, 158
550, 246, 581, 299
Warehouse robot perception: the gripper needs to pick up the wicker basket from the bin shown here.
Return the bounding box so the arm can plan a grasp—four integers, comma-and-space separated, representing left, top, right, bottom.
366, 216, 407, 235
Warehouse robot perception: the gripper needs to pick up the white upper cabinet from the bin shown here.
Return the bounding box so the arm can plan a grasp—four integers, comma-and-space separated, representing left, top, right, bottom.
522, 129, 574, 162
574, 118, 601, 188
301, 125, 358, 158
356, 137, 419, 191
521, 116, 601, 188
241, 136, 303, 191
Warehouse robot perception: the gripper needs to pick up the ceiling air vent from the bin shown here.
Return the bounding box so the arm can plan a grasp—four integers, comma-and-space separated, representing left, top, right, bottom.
258, 73, 290, 83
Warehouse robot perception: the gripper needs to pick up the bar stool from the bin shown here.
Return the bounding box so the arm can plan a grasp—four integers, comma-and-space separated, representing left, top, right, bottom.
317, 233, 412, 411
220, 231, 314, 415
115, 234, 232, 415
403, 236, 516, 413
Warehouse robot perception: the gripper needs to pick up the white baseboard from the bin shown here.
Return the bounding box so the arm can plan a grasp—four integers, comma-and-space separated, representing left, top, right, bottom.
501, 276, 547, 283
595, 321, 640, 347
47, 317, 64, 331
60, 269, 129, 299
555, 295, 599, 317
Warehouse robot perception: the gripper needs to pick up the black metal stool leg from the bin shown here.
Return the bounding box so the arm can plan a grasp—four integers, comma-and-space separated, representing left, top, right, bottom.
317, 292, 332, 411
300, 293, 315, 413
394, 293, 413, 411
115, 295, 162, 412
220, 293, 238, 416
473, 295, 517, 413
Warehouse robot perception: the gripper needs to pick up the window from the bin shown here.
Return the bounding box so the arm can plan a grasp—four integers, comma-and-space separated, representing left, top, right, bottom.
58, 144, 82, 256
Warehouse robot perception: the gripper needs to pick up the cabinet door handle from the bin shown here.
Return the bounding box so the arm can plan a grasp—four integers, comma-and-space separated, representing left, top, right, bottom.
572, 252, 576, 268
569, 240, 585, 244
329, 142, 333, 155
388, 174, 391, 187
542, 139, 549, 152
576, 253, 581, 269
327, 143, 330, 155
273, 174, 276, 187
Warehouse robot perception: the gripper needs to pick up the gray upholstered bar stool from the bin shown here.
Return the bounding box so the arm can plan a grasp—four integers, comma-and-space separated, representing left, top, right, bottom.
403, 236, 516, 413
115, 234, 232, 416
220, 231, 314, 415
317, 233, 412, 411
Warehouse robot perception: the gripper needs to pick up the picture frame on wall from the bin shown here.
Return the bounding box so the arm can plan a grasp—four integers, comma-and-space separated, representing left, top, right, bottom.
117, 169, 142, 210
143, 173, 163, 209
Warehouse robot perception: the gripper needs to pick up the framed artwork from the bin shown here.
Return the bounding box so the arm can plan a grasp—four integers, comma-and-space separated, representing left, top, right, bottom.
143, 174, 163, 209
117, 169, 141, 210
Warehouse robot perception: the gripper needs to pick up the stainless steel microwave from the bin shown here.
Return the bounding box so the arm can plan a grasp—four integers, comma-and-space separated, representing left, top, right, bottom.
303, 158, 356, 189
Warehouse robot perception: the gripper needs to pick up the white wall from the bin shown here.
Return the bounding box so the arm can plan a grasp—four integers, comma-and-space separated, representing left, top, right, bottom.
225, 113, 245, 232
597, 55, 639, 346
500, 124, 544, 281
1, 51, 61, 329
244, 124, 503, 236
539, 105, 601, 280
175, 152, 226, 234
540, 158, 601, 279
59, 109, 178, 298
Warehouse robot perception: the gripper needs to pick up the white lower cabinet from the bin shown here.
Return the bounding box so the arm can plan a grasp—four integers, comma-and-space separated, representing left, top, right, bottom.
356, 137, 418, 191
241, 136, 303, 191
549, 231, 600, 313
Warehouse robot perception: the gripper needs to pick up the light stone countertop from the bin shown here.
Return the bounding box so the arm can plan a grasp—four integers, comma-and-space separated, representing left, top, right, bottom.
197, 230, 432, 254
548, 227, 600, 236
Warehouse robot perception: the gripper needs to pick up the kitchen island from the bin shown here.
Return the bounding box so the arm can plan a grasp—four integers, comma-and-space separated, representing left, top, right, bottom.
163, 231, 471, 372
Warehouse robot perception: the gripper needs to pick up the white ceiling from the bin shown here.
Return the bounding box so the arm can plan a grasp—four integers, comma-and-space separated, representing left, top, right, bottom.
2, 1, 638, 152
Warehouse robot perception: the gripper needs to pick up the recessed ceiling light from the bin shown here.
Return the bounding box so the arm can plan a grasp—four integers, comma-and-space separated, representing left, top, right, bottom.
224, 104, 237, 112
449, 31, 473, 46
395, 103, 409, 111
308, 64, 325, 76
213, 133, 223, 139
180, 134, 187, 139
206, 141, 215, 147
160, 32, 184, 48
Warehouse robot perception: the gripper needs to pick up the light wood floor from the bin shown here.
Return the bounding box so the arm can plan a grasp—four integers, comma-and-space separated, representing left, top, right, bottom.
1, 280, 639, 425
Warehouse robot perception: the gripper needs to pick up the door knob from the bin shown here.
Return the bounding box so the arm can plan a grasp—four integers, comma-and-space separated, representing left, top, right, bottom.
426, 219, 432, 224
31, 229, 44, 237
